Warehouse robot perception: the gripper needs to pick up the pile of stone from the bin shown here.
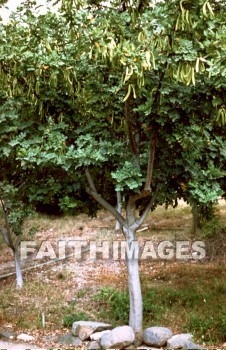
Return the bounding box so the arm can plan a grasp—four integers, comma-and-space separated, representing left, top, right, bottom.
56, 321, 205, 349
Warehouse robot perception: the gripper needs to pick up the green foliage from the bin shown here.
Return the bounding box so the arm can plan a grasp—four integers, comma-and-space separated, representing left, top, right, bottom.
93, 287, 130, 325
187, 312, 226, 343
62, 312, 90, 327
93, 282, 226, 343
199, 217, 226, 239
0, 0, 225, 220
111, 161, 145, 192
0, 182, 33, 237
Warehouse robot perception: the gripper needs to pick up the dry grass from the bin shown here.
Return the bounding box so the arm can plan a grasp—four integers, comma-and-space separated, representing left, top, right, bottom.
0, 200, 225, 347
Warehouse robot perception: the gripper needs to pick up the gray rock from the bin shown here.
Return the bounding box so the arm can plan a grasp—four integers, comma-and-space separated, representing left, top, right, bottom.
87, 340, 101, 349
143, 327, 173, 347
137, 347, 162, 350
43, 334, 59, 344
77, 325, 94, 341
0, 331, 17, 340
183, 341, 206, 349
72, 321, 112, 340
90, 330, 111, 341
167, 334, 193, 349
17, 333, 34, 342
57, 333, 83, 346
100, 325, 135, 349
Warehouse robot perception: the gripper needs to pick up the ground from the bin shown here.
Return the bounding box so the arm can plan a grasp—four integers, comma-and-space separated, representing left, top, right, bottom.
0, 200, 225, 349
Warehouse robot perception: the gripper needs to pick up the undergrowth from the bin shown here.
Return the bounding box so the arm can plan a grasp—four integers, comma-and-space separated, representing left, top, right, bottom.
92, 271, 226, 344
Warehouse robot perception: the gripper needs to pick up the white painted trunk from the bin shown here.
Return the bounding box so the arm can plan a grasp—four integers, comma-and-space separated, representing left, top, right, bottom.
14, 249, 23, 289
115, 191, 123, 231
123, 226, 143, 333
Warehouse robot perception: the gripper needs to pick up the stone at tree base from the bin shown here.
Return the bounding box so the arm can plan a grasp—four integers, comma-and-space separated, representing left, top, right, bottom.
143, 326, 173, 347
137, 347, 163, 350
0, 331, 17, 340
76, 325, 94, 341
183, 340, 206, 349
17, 333, 34, 342
87, 340, 101, 349
90, 330, 111, 341
72, 321, 112, 340
100, 325, 135, 349
167, 334, 193, 349
57, 333, 83, 346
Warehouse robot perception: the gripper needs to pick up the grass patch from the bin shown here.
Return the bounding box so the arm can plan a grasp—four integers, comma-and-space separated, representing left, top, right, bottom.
23, 212, 89, 238
93, 286, 130, 327
92, 263, 226, 344
62, 311, 90, 327
0, 278, 94, 331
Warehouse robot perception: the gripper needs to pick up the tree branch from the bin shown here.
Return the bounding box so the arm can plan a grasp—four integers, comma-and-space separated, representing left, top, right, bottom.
0, 198, 15, 251
85, 168, 98, 193
125, 100, 140, 168
86, 187, 126, 228
144, 129, 157, 191
128, 189, 150, 205
136, 195, 156, 227
115, 190, 123, 231
85, 169, 126, 228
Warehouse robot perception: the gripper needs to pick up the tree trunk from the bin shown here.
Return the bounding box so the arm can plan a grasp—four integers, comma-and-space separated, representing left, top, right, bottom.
123, 226, 143, 334
85, 169, 155, 336
14, 248, 23, 289
115, 191, 123, 231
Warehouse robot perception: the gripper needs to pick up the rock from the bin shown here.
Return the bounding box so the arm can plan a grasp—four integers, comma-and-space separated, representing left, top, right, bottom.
72, 321, 112, 340
183, 340, 206, 349
43, 334, 59, 344
167, 334, 193, 349
0, 331, 17, 340
143, 326, 173, 347
100, 325, 135, 349
77, 325, 94, 341
137, 347, 161, 350
17, 333, 34, 342
87, 340, 101, 349
57, 333, 83, 346
90, 330, 111, 341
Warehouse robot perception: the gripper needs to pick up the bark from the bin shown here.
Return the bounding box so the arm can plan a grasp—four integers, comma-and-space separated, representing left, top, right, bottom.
85, 169, 157, 334
144, 129, 157, 191
0, 198, 23, 289
124, 100, 140, 168
14, 248, 23, 289
123, 225, 143, 333
136, 195, 156, 227
85, 169, 126, 228
115, 191, 123, 231
122, 199, 143, 332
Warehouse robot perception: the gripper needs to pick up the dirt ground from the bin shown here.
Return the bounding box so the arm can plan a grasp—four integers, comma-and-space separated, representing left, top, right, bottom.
0, 199, 225, 349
